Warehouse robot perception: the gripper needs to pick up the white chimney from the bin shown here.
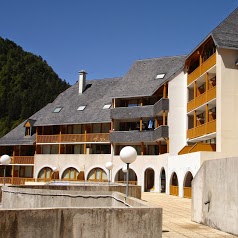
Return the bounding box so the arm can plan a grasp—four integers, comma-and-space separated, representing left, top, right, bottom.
79, 70, 87, 94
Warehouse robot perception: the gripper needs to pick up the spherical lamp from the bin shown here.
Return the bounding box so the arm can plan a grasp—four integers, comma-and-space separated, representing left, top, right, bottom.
0, 154, 11, 186
105, 161, 113, 170
122, 165, 128, 173
0, 154, 11, 165
119, 146, 137, 197
120, 146, 137, 164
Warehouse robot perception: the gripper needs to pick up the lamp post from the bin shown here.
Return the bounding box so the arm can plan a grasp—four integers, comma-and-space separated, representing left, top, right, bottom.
120, 146, 137, 197
52, 167, 57, 183
122, 165, 128, 184
0, 154, 11, 186
105, 161, 113, 185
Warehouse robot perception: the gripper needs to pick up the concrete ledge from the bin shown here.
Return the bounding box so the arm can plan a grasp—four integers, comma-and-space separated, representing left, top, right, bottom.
0, 186, 162, 238
10, 182, 142, 199
0, 207, 162, 238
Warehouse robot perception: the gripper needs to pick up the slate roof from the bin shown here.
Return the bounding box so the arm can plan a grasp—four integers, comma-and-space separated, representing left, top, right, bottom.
29, 77, 122, 126
109, 55, 186, 99
0, 120, 36, 145
212, 7, 238, 49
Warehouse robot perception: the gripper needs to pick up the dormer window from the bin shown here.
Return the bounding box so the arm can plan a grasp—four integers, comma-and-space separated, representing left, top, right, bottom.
53, 107, 62, 113
77, 106, 86, 111
24, 120, 36, 137
155, 74, 166, 79
103, 104, 111, 109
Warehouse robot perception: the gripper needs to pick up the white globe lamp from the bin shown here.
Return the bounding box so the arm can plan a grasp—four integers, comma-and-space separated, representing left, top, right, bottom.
0, 154, 11, 185
119, 146, 137, 197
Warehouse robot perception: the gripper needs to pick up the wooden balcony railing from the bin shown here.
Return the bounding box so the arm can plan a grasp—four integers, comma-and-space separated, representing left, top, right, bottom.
170, 185, 179, 196
187, 86, 216, 112
37, 133, 110, 144
114, 181, 137, 185
184, 187, 192, 198
13, 156, 34, 164
187, 53, 216, 85
0, 177, 12, 184
187, 120, 216, 139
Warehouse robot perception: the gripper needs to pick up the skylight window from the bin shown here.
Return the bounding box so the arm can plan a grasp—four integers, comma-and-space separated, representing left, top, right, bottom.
77, 106, 86, 111
155, 74, 166, 79
103, 104, 111, 109
53, 107, 62, 113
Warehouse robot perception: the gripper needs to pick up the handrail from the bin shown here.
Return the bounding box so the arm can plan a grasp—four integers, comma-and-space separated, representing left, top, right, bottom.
187, 86, 216, 112
187, 120, 216, 139
187, 53, 216, 85
37, 133, 110, 143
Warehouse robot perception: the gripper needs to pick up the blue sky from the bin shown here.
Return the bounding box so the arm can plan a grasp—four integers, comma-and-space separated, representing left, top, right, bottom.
0, 1, 237, 85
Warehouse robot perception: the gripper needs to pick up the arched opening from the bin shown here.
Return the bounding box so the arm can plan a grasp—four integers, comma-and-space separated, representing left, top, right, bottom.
170, 172, 179, 196
183, 171, 193, 198
114, 168, 137, 185
87, 167, 107, 182
144, 168, 155, 192
37, 167, 53, 182
62, 167, 80, 181
160, 168, 166, 193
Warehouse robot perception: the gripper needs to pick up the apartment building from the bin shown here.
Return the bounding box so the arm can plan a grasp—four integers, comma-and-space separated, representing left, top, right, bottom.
0, 8, 237, 198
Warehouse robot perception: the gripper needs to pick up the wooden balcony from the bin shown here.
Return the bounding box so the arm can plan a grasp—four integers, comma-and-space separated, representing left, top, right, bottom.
170, 185, 179, 196
37, 133, 110, 144
187, 53, 216, 85
13, 156, 34, 164
187, 86, 216, 112
184, 187, 192, 198
187, 120, 216, 140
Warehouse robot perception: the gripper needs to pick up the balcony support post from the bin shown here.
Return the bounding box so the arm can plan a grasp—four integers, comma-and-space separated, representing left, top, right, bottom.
163, 84, 167, 98
194, 110, 197, 128
11, 149, 15, 185
59, 126, 62, 154
84, 129, 87, 154
163, 111, 166, 126
140, 117, 143, 131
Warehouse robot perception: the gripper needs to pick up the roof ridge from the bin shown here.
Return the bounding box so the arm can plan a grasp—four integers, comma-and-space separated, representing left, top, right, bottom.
136, 55, 187, 62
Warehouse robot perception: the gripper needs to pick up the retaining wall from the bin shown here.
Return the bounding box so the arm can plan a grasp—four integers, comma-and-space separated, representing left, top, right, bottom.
192, 157, 238, 236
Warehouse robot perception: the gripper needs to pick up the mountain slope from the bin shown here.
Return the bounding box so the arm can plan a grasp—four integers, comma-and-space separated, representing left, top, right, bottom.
0, 37, 70, 137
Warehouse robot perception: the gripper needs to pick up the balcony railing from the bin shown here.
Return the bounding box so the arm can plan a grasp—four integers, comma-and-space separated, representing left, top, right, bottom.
170, 185, 179, 196
110, 126, 168, 143
37, 133, 110, 144
110, 98, 169, 119
187, 86, 216, 112
187, 53, 216, 85
183, 187, 192, 198
187, 120, 216, 139
13, 156, 34, 164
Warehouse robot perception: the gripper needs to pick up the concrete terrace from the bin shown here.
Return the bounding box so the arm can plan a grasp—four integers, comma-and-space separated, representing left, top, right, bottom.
142, 193, 236, 238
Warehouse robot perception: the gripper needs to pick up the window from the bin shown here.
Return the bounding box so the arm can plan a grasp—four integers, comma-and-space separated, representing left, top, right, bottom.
62, 167, 79, 180
155, 74, 166, 79
103, 104, 111, 109
53, 107, 62, 113
77, 106, 86, 111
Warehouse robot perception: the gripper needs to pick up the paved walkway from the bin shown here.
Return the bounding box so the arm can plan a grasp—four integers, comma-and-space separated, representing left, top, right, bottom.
141, 193, 236, 238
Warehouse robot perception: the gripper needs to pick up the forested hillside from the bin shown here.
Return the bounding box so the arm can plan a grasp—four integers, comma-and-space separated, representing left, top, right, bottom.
0, 37, 70, 137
